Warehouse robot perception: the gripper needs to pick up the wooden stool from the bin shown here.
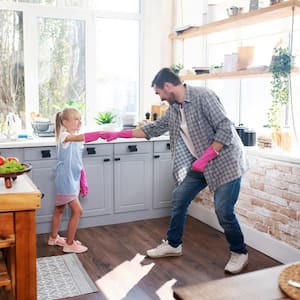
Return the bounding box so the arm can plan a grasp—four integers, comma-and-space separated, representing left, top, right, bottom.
0, 213, 16, 298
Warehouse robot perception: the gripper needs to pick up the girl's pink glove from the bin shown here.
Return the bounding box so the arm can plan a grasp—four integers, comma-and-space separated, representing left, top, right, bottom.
80, 167, 88, 197
191, 146, 219, 172
101, 130, 133, 142
84, 131, 105, 143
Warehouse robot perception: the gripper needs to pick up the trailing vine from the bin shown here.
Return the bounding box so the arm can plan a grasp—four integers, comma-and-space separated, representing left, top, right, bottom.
267, 47, 291, 129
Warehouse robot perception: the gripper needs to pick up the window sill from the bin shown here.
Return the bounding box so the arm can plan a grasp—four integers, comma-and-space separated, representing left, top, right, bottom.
245, 146, 300, 165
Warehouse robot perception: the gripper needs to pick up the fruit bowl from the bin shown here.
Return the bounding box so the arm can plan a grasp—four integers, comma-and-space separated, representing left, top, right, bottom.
0, 163, 32, 188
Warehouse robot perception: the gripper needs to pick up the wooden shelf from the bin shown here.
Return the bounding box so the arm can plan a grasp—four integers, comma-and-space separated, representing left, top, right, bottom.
180, 67, 300, 81
170, 0, 300, 40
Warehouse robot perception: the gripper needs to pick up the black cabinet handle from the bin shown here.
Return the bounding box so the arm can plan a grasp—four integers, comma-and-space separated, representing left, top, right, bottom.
114, 158, 120, 161
128, 145, 137, 152
166, 143, 170, 150
41, 150, 51, 158
154, 155, 160, 158
86, 147, 96, 155
103, 158, 110, 162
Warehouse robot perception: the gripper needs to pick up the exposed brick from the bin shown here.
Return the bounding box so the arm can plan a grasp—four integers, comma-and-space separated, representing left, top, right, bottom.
289, 183, 300, 194
282, 191, 300, 202
254, 222, 269, 233
287, 174, 300, 184
191, 154, 300, 250
249, 179, 264, 190
265, 177, 289, 190
275, 164, 292, 173
278, 207, 297, 220
264, 185, 284, 198
292, 166, 300, 176
269, 195, 288, 206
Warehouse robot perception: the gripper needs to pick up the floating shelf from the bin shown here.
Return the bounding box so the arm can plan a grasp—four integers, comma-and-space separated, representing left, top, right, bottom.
180, 67, 300, 81
169, 0, 300, 39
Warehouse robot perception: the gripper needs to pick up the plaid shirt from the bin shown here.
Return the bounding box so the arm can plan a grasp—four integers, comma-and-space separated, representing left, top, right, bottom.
141, 85, 248, 191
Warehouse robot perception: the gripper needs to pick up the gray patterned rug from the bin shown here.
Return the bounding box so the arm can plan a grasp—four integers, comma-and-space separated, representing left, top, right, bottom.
37, 253, 98, 300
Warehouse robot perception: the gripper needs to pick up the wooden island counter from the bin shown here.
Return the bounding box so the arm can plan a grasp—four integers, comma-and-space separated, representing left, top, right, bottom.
0, 174, 41, 299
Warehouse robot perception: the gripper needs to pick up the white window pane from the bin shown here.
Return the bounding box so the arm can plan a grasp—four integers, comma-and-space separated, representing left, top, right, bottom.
0, 10, 25, 129
38, 18, 86, 121
65, 0, 139, 13
91, 18, 139, 126
18, 0, 55, 4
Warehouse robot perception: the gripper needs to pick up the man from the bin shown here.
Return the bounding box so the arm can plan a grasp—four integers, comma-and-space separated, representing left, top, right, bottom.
96, 67, 249, 274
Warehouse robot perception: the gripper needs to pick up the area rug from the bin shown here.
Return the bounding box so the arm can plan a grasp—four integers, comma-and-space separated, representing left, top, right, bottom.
37, 253, 98, 300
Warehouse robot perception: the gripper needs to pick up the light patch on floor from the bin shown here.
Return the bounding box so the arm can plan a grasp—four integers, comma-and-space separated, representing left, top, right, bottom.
156, 278, 177, 300
96, 253, 155, 299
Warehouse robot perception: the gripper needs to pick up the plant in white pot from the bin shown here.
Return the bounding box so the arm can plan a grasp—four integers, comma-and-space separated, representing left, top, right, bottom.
95, 111, 117, 130
267, 46, 292, 150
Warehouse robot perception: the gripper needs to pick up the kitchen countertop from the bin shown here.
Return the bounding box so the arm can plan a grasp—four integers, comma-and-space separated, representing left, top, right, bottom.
0, 135, 170, 148
1, 136, 299, 164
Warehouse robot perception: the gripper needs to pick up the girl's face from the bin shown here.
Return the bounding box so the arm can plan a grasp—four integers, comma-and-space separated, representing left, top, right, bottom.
63, 112, 82, 133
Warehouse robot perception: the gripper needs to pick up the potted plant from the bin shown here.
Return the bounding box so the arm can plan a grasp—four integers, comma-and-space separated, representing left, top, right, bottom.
95, 111, 117, 130
267, 46, 292, 148
170, 63, 184, 75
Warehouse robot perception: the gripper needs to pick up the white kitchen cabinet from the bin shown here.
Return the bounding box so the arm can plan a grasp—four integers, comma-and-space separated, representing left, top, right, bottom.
113, 142, 153, 213
24, 146, 58, 233
81, 144, 113, 218
0, 139, 173, 233
0, 148, 24, 161
153, 141, 174, 208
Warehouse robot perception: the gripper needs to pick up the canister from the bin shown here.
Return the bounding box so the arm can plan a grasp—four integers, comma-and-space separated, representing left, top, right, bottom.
243, 129, 256, 146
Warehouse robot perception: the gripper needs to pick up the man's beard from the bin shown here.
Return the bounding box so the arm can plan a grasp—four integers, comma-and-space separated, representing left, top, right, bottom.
165, 93, 177, 106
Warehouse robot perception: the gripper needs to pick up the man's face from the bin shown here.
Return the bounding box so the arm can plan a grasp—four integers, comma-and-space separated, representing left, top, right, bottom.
153, 83, 176, 106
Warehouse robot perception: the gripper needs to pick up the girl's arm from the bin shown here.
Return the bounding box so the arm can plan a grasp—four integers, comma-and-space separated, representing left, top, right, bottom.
63, 133, 85, 142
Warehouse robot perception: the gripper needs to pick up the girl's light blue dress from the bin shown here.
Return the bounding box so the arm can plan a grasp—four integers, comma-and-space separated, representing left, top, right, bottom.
55, 132, 83, 205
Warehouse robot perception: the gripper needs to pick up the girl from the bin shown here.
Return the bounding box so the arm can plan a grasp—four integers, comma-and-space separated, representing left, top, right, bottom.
48, 107, 104, 253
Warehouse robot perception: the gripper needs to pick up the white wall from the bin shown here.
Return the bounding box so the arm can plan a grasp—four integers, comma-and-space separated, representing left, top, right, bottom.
141, 0, 173, 117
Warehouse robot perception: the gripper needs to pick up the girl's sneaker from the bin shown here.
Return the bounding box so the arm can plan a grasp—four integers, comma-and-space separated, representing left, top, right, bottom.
63, 240, 88, 253
48, 234, 66, 247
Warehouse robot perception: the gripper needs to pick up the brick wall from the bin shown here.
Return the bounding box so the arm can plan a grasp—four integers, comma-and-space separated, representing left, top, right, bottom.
193, 154, 300, 250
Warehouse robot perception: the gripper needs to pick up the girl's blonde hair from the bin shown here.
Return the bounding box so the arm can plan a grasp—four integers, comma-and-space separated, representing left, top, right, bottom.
55, 107, 81, 141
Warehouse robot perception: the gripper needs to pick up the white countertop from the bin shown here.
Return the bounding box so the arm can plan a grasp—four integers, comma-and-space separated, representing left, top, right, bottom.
0, 135, 170, 148
1, 136, 299, 165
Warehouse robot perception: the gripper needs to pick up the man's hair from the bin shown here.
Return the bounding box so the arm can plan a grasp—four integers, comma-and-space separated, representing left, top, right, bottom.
151, 68, 182, 89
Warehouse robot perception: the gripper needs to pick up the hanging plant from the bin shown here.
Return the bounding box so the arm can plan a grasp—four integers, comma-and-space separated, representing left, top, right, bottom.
267, 46, 291, 129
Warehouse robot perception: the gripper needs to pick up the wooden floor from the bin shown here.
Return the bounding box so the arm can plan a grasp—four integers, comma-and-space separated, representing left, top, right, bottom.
34, 216, 281, 300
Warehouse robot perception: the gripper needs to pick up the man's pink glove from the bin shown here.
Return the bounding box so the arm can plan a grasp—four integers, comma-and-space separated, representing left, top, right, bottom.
101, 130, 133, 142
80, 168, 88, 197
191, 146, 219, 172
84, 131, 105, 143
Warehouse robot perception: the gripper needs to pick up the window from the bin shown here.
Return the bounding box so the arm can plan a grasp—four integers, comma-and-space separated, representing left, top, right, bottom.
0, 0, 141, 133
38, 17, 86, 119
0, 9, 24, 129
93, 18, 139, 125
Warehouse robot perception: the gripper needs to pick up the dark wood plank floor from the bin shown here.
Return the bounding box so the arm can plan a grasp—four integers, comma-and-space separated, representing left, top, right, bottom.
36, 216, 281, 300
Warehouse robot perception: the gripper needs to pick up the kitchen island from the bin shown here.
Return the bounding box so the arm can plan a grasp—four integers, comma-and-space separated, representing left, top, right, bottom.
0, 174, 41, 299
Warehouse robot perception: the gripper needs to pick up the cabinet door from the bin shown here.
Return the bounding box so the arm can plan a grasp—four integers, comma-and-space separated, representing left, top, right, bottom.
0, 148, 24, 161
24, 147, 58, 232
153, 152, 174, 209
114, 154, 152, 213
28, 160, 56, 223
81, 156, 113, 216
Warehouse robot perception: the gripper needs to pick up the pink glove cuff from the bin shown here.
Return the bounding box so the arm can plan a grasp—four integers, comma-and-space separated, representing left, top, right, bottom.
118, 130, 133, 138
203, 145, 219, 160
80, 168, 88, 197
84, 131, 103, 143
191, 146, 219, 173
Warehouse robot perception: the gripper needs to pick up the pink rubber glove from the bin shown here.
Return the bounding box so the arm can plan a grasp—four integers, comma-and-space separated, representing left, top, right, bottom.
80, 167, 88, 197
191, 146, 219, 172
101, 130, 133, 142
84, 131, 105, 143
